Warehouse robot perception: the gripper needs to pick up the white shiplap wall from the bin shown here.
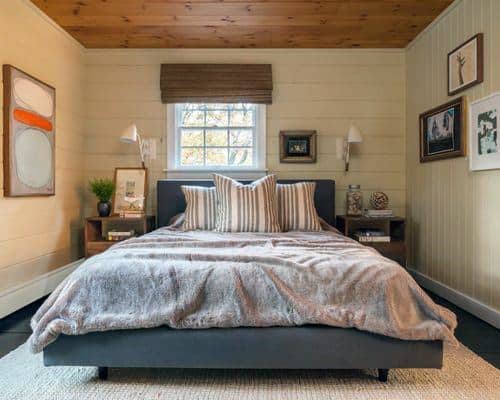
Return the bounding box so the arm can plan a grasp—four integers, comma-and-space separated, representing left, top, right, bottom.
84, 49, 406, 218
406, 0, 500, 309
0, 0, 85, 294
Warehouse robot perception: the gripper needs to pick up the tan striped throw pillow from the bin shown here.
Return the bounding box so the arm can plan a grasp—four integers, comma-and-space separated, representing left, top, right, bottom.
277, 182, 321, 231
213, 174, 281, 232
181, 185, 217, 230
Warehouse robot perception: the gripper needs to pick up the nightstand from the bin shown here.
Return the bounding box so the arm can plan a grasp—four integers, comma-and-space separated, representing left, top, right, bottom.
336, 215, 406, 267
84, 215, 155, 257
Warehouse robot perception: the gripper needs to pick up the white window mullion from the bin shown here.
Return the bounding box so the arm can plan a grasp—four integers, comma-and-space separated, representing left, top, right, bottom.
227, 106, 231, 167
203, 107, 207, 167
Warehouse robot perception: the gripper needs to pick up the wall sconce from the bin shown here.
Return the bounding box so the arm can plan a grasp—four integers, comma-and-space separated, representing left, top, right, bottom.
119, 123, 156, 168
336, 123, 363, 172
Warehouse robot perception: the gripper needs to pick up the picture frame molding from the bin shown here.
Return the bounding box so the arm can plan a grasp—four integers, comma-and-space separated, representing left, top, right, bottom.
468, 91, 500, 171
419, 96, 466, 163
447, 33, 484, 96
279, 130, 317, 163
113, 167, 148, 215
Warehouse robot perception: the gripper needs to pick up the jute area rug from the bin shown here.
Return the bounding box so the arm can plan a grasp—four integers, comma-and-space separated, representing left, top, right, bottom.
0, 342, 498, 399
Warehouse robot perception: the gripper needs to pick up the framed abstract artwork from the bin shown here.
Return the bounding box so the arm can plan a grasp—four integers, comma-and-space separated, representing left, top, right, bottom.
419, 97, 466, 162
469, 92, 500, 171
448, 33, 484, 96
2, 65, 55, 196
113, 168, 148, 215
279, 130, 317, 163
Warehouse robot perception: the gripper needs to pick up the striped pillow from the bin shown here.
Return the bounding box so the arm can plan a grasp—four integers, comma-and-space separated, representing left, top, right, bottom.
181, 185, 217, 230
277, 182, 321, 231
213, 174, 281, 232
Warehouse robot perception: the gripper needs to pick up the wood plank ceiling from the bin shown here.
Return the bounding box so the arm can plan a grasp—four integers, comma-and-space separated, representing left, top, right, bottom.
31, 0, 454, 48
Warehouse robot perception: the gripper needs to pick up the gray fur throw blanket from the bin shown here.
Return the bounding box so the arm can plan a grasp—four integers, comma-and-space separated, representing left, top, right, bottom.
29, 227, 457, 353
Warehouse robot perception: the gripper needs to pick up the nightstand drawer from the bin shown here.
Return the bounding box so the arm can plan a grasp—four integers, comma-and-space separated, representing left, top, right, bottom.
364, 241, 406, 252
365, 241, 406, 266
87, 241, 113, 257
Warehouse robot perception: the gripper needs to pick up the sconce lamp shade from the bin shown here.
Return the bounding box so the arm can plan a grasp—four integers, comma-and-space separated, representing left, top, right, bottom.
347, 124, 363, 143
120, 124, 139, 144
119, 123, 146, 168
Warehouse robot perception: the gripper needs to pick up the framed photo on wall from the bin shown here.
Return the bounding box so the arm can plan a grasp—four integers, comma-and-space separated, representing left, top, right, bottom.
113, 168, 147, 215
279, 130, 317, 163
419, 97, 466, 162
469, 92, 500, 171
2, 65, 56, 196
448, 33, 484, 96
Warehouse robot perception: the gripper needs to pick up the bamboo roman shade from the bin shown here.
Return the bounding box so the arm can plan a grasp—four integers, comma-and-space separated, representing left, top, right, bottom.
160, 64, 273, 104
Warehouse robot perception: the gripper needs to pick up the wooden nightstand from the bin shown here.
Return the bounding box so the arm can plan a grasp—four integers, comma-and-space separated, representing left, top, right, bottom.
336, 215, 406, 267
84, 215, 155, 257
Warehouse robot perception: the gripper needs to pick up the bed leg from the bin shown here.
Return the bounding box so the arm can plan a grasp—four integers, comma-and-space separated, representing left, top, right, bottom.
378, 368, 389, 382
98, 367, 108, 380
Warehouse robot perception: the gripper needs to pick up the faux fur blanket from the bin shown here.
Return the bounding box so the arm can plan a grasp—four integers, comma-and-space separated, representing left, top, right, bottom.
29, 226, 457, 353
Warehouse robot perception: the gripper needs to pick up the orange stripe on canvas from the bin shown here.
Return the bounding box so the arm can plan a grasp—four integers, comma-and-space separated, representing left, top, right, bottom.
13, 109, 53, 132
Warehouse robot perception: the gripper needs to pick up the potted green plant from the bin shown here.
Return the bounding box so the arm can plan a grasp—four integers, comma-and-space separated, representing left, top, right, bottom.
89, 178, 115, 217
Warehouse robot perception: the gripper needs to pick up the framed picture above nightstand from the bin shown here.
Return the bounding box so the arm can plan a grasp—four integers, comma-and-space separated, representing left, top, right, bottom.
336, 215, 406, 267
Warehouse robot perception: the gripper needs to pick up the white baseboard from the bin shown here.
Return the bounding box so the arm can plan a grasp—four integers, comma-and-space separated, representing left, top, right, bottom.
408, 268, 500, 329
0, 259, 84, 319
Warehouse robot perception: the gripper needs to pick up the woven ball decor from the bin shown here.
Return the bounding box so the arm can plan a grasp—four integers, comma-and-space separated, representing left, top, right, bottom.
369, 192, 389, 210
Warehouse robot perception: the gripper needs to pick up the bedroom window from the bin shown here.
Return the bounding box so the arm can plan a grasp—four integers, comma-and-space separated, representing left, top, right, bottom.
167, 103, 266, 172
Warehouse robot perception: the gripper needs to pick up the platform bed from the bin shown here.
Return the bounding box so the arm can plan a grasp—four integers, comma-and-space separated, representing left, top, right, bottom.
44, 325, 443, 382
42, 179, 444, 382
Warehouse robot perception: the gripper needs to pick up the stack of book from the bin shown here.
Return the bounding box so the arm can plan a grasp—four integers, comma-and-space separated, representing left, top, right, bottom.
364, 209, 393, 218
354, 229, 391, 243
120, 210, 145, 219
107, 230, 136, 242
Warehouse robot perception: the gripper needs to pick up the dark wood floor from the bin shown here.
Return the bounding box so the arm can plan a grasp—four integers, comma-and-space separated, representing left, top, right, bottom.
0, 292, 498, 368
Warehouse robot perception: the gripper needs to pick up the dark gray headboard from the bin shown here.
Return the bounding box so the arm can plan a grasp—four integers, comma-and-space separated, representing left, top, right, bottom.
157, 179, 335, 228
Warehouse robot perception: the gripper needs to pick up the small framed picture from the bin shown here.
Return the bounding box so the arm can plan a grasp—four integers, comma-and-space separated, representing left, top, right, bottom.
469, 92, 500, 171
448, 33, 484, 96
113, 168, 147, 214
279, 130, 317, 163
419, 97, 466, 162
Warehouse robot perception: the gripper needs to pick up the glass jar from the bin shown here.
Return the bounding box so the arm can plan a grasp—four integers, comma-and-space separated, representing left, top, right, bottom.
346, 184, 363, 216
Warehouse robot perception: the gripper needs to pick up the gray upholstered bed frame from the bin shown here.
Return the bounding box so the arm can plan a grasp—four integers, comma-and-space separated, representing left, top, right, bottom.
156, 179, 336, 227
43, 179, 443, 382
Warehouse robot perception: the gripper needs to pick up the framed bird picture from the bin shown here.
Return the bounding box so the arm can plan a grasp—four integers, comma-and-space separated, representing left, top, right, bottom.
419, 97, 466, 163
279, 130, 317, 163
447, 33, 484, 96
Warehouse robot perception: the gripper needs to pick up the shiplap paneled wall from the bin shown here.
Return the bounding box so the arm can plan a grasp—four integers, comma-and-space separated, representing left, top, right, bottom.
84, 49, 406, 218
0, 1, 85, 294
406, 0, 500, 309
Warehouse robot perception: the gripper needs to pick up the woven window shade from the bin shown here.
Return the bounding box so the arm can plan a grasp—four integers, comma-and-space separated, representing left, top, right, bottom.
160, 64, 273, 104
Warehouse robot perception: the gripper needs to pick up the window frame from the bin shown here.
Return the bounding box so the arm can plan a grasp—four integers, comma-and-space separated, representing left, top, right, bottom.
166, 103, 266, 173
